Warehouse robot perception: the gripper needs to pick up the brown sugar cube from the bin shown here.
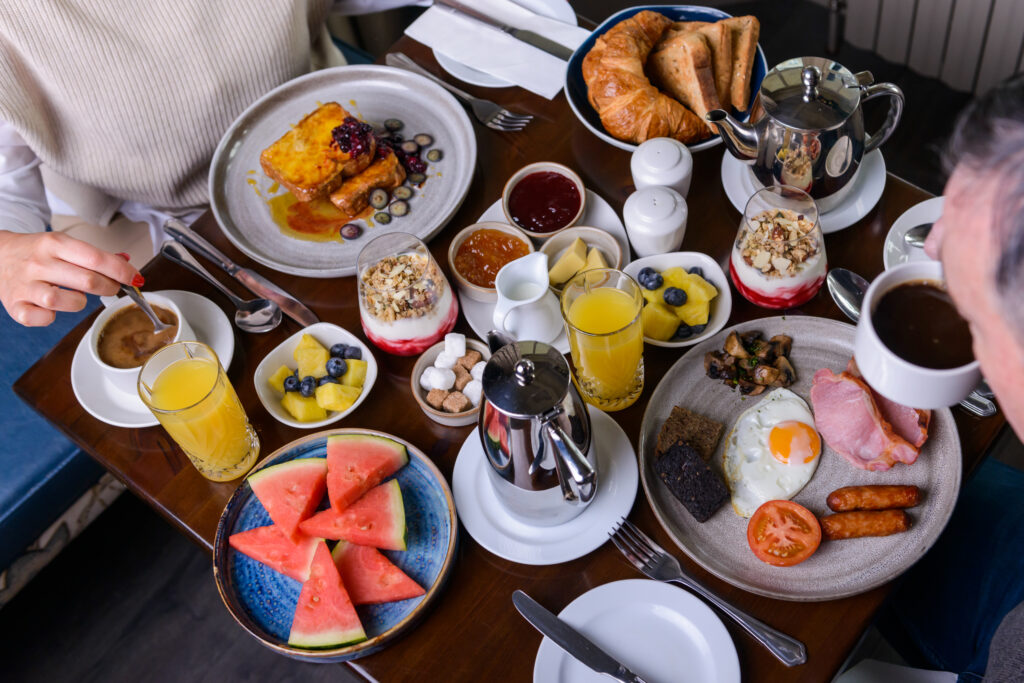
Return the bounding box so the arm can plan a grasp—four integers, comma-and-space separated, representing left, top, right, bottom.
426, 388, 449, 410
453, 365, 473, 391
442, 391, 472, 413
457, 349, 483, 371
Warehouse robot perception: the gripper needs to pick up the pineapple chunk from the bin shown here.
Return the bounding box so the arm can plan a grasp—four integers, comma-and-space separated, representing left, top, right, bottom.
315, 383, 361, 412
641, 302, 681, 341
268, 365, 294, 394
674, 298, 711, 326
296, 347, 330, 379
680, 271, 718, 304
580, 247, 608, 273
293, 333, 327, 360
340, 359, 368, 388
281, 392, 328, 422
548, 238, 588, 286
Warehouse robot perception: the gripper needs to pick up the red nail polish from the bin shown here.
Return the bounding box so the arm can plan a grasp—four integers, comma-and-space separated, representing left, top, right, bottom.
115, 252, 130, 261
131, 274, 145, 287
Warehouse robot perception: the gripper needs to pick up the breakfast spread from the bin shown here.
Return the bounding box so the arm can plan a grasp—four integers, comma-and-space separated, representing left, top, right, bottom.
96, 304, 178, 368
582, 10, 760, 145
730, 208, 826, 309
453, 228, 531, 288
547, 237, 609, 287
704, 331, 796, 395
507, 170, 581, 234
417, 333, 485, 414
636, 265, 718, 341
267, 333, 368, 422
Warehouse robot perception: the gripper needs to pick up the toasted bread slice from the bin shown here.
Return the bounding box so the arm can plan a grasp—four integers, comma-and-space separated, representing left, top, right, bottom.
721, 16, 760, 111
329, 149, 406, 217
667, 21, 733, 109
260, 102, 375, 202
647, 31, 720, 132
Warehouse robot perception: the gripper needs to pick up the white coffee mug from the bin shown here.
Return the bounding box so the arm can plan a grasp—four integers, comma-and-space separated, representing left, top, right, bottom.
854, 260, 980, 409
88, 293, 196, 395
491, 253, 561, 343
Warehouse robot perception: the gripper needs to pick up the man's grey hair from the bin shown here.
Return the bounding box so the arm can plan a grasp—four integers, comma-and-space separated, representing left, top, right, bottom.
944, 75, 1024, 334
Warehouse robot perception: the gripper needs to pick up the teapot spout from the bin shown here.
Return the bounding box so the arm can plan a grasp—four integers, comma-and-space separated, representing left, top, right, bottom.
707, 109, 759, 161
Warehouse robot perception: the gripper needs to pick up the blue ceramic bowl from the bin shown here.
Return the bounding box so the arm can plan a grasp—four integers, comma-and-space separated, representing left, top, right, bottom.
213, 429, 458, 663
565, 5, 769, 152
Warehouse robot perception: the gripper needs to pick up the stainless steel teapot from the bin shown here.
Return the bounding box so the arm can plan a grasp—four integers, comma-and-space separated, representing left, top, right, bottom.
708, 56, 904, 212
478, 331, 596, 526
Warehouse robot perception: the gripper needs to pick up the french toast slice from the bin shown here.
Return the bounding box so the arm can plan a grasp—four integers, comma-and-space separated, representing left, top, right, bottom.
721, 16, 760, 111
647, 31, 720, 134
329, 149, 406, 217
665, 21, 733, 109
260, 102, 376, 202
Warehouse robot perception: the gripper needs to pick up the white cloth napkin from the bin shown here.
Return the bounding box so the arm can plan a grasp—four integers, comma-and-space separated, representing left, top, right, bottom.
404, 0, 591, 99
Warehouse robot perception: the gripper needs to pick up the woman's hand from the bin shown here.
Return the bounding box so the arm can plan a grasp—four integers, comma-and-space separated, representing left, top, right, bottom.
0, 230, 142, 326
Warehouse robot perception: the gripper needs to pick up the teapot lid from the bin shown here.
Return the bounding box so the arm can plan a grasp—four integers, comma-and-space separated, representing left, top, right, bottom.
481, 340, 570, 418
760, 57, 862, 130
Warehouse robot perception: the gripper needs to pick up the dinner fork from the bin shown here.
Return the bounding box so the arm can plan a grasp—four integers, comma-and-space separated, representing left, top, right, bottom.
385, 52, 533, 132
610, 518, 808, 667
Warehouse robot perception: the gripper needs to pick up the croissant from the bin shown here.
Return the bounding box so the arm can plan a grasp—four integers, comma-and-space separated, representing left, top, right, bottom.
582, 10, 710, 145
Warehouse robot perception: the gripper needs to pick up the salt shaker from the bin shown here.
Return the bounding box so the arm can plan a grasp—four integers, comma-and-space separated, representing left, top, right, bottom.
622, 186, 688, 258
630, 138, 693, 197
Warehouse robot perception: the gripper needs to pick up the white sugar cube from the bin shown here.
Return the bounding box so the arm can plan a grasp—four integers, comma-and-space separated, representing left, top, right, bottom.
463, 380, 483, 406
433, 351, 458, 370
428, 367, 456, 391
444, 333, 466, 358
419, 367, 439, 391
471, 361, 486, 381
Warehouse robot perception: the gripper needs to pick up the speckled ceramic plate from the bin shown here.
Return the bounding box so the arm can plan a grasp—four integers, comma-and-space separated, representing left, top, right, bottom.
213, 428, 458, 662
209, 65, 476, 278
638, 316, 962, 601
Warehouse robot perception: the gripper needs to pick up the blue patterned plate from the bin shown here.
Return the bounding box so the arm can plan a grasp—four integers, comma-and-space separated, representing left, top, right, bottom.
564, 5, 769, 152
213, 428, 458, 662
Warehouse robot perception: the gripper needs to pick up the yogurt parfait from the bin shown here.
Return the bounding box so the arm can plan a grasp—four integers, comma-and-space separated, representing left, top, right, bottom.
730, 186, 826, 309
357, 234, 458, 356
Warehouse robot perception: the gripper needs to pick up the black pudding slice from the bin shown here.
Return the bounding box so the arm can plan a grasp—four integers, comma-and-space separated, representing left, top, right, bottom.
654, 441, 729, 523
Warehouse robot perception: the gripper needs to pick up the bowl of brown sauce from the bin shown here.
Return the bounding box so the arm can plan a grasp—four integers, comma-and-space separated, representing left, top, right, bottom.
448, 222, 534, 302
501, 162, 586, 241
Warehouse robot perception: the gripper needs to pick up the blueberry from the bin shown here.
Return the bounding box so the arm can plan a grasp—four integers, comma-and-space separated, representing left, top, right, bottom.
691, 323, 707, 334
688, 266, 705, 278
663, 287, 687, 306
283, 374, 300, 392
318, 375, 340, 386
326, 357, 348, 378
672, 323, 693, 339
637, 268, 663, 290
299, 376, 317, 398
342, 346, 362, 360
329, 343, 349, 358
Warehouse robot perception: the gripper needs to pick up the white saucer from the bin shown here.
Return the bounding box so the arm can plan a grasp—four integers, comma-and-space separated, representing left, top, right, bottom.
452, 406, 638, 565
70, 290, 235, 428
883, 195, 943, 270
721, 150, 887, 234
533, 579, 740, 683
460, 189, 631, 353
433, 0, 577, 88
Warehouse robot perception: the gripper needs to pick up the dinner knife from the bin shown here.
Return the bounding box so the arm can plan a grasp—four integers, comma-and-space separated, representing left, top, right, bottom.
163, 218, 319, 327
512, 591, 647, 683
434, 0, 575, 61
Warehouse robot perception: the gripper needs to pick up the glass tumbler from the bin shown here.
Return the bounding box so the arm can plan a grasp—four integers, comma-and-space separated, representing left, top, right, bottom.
138, 341, 259, 482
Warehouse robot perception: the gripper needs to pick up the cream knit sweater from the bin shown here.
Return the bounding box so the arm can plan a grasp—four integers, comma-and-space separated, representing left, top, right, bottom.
0, 1, 337, 218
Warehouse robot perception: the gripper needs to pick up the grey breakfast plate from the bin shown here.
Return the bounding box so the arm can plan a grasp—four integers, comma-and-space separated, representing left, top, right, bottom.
638, 316, 962, 602
208, 65, 477, 278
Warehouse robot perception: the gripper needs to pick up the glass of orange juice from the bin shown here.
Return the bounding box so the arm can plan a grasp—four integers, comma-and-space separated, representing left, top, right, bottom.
560, 268, 644, 411
138, 341, 259, 482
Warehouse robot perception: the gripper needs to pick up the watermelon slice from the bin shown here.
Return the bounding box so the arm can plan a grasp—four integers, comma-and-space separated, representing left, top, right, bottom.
228, 525, 320, 582
326, 434, 408, 512
288, 541, 366, 648
331, 541, 425, 605
248, 458, 328, 542
299, 479, 407, 550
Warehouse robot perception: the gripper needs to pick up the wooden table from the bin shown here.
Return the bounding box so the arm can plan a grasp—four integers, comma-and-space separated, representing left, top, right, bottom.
15, 37, 1004, 683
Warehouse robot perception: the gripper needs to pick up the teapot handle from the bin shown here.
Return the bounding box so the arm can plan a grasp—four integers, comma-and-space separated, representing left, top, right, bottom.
545, 422, 597, 504
861, 81, 905, 154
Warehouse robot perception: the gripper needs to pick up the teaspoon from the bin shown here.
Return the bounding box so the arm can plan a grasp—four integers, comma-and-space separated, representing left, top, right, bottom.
826, 268, 996, 418
903, 223, 932, 248
160, 241, 283, 333
119, 283, 173, 334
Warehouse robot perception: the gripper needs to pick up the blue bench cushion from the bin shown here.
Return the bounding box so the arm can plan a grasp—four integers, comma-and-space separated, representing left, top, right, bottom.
1, 298, 103, 571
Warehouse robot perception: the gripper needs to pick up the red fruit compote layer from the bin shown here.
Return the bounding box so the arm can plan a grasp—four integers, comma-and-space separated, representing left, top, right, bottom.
359, 251, 458, 356
730, 208, 825, 309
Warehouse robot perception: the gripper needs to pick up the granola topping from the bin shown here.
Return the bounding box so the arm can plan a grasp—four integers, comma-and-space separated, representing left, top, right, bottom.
360, 253, 443, 323
737, 209, 819, 279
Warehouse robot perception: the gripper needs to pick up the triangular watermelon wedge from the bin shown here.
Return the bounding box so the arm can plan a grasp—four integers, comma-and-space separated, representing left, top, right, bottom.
229, 525, 321, 582
288, 541, 366, 649
299, 479, 407, 550
326, 434, 408, 512
331, 541, 425, 605
248, 458, 328, 542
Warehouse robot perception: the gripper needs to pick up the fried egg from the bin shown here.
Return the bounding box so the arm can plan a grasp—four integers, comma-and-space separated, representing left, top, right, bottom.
723, 388, 822, 518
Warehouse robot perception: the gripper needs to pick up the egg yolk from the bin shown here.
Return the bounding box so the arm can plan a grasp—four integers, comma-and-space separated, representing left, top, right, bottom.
768, 421, 821, 464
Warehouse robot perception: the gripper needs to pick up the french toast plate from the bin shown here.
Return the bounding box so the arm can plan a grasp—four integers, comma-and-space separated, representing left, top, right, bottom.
209, 65, 476, 278
638, 316, 962, 601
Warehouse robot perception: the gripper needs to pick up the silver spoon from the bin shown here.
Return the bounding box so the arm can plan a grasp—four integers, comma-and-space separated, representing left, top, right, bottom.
826, 268, 996, 418
903, 223, 932, 248
120, 283, 173, 334
160, 241, 282, 333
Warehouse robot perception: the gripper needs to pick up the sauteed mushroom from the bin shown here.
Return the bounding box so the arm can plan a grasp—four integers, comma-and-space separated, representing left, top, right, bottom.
704, 330, 798, 392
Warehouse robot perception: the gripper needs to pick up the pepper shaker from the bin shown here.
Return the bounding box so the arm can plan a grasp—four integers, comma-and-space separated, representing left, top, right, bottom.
630, 138, 693, 197
622, 186, 688, 258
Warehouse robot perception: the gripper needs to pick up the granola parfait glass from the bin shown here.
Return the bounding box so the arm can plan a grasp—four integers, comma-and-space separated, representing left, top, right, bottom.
729, 185, 826, 309
357, 232, 459, 356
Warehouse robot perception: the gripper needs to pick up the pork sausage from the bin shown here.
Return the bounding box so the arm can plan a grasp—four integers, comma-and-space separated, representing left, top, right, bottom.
820, 510, 911, 540
826, 485, 920, 512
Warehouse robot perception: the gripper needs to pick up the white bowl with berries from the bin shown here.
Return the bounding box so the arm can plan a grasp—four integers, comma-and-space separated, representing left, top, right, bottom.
411, 333, 489, 427
254, 322, 377, 429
